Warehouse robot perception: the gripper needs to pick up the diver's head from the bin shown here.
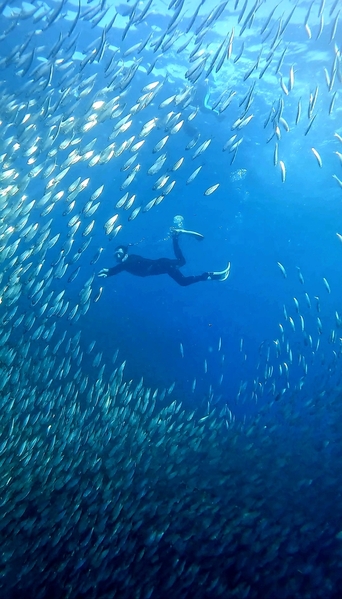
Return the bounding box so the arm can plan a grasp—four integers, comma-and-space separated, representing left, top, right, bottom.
114, 245, 129, 262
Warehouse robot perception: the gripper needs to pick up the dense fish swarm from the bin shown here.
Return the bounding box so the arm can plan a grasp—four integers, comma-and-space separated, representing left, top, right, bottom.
0, 0, 341, 596
2, 331, 342, 599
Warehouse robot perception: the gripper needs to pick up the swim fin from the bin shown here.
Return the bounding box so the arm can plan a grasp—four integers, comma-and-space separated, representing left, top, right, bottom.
173, 228, 204, 241
208, 262, 231, 281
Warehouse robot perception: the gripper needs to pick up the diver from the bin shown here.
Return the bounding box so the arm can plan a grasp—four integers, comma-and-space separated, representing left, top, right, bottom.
98, 216, 230, 287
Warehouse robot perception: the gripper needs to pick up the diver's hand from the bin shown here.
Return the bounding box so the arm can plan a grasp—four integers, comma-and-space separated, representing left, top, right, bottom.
98, 268, 109, 278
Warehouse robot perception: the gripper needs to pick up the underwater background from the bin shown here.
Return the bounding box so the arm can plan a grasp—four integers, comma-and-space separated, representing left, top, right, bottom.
0, 0, 342, 596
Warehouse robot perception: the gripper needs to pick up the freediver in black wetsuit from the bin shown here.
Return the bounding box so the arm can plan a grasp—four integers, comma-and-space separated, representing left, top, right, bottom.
98, 227, 230, 287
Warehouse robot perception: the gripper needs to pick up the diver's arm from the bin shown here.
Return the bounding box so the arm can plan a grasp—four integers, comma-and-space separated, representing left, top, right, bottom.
98, 264, 125, 278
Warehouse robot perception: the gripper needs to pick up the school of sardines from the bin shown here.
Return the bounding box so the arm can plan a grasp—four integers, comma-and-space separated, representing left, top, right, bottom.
0, 0, 341, 596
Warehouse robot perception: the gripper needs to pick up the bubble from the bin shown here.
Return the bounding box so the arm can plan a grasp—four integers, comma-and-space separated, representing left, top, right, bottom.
173, 215, 184, 228
230, 169, 247, 182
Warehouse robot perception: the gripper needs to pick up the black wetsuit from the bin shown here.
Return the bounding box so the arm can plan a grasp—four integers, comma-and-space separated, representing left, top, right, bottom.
107, 236, 208, 286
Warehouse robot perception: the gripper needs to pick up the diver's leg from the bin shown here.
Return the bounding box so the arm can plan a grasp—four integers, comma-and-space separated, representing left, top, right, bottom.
168, 268, 209, 286
172, 234, 186, 267
152, 258, 181, 273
